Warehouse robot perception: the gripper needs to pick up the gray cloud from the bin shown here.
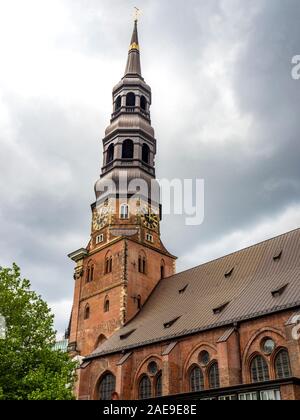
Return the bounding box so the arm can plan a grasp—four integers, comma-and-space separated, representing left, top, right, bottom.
0, 0, 299, 335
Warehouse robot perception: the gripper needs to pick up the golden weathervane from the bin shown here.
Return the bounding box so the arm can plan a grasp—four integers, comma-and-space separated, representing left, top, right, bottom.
133, 6, 142, 22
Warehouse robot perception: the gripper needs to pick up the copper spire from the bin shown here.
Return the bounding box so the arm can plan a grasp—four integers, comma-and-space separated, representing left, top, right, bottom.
124, 19, 142, 77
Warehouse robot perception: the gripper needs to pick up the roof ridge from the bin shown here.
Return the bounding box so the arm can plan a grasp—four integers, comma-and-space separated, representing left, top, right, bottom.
162, 226, 300, 282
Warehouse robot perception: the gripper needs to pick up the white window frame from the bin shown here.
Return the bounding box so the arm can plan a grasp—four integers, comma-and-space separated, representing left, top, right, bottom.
238, 389, 281, 401
96, 234, 104, 244
120, 203, 129, 219
260, 389, 281, 401
146, 233, 154, 243
219, 395, 237, 400
238, 392, 258, 401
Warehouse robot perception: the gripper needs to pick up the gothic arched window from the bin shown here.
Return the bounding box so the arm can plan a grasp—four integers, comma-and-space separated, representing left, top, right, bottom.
155, 372, 162, 397
105, 253, 113, 274
142, 143, 150, 164
84, 304, 90, 320
138, 253, 146, 274
107, 144, 114, 164
120, 203, 129, 219
115, 95, 121, 111
90, 265, 94, 282
209, 362, 220, 389
140, 95, 147, 111
126, 92, 136, 107
251, 355, 270, 383
122, 139, 134, 159
190, 366, 204, 392
104, 296, 110, 313
86, 263, 94, 283
99, 372, 116, 400
139, 375, 152, 400
275, 350, 291, 379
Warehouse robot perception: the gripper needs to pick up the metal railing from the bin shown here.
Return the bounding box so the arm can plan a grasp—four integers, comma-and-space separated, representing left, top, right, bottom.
111, 106, 150, 119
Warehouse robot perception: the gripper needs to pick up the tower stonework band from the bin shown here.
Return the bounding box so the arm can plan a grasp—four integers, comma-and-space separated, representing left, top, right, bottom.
67, 21, 300, 401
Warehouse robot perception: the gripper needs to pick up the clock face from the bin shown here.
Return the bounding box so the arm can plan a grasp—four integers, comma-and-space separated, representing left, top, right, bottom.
142, 207, 159, 231
92, 207, 110, 231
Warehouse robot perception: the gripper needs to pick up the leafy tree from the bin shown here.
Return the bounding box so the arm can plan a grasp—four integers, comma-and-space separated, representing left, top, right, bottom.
0, 264, 76, 400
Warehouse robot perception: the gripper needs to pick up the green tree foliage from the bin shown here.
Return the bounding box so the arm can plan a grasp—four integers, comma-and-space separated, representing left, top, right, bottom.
0, 264, 76, 400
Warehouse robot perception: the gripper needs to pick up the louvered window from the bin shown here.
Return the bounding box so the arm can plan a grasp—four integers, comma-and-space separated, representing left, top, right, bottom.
179, 284, 188, 294
120, 329, 136, 340
164, 316, 181, 329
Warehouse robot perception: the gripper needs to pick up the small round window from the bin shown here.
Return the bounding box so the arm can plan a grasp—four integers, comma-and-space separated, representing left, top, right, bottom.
148, 361, 158, 375
261, 338, 276, 355
199, 350, 210, 366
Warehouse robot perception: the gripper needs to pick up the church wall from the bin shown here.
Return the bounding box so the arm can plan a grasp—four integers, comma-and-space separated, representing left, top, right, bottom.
70, 237, 176, 356
73, 240, 125, 356
79, 308, 300, 400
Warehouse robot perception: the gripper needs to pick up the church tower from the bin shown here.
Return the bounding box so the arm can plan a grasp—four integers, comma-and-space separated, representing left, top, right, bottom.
67, 20, 176, 357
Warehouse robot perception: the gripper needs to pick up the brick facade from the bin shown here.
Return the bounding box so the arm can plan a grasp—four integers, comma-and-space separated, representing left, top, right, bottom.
77, 309, 300, 400
68, 237, 175, 357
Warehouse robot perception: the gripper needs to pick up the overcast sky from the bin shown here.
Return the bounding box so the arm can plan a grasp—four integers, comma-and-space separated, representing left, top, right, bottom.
0, 0, 300, 338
